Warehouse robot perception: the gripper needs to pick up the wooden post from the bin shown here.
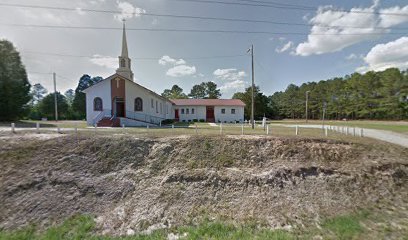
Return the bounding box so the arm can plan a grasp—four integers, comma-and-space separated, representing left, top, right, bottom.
360, 128, 364, 137
11, 123, 15, 134
195, 124, 198, 134
36, 122, 40, 134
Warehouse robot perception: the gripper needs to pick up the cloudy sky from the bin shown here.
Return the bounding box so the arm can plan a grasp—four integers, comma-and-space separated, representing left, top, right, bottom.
1, 0, 408, 98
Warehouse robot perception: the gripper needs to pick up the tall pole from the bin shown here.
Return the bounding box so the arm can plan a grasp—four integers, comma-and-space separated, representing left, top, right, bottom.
53, 72, 58, 121
305, 91, 310, 123
251, 45, 255, 129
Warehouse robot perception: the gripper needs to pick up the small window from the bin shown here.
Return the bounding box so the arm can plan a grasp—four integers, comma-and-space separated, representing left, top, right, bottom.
120, 58, 126, 68
93, 97, 103, 111
151, 99, 154, 108
160, 103, 162, 114
134, 97, 143, 111
186, 108, 189, 114
181, 109, 185, 114
221, 109, 226, 114
231, 109, 236, 114
192, 108, 195, 114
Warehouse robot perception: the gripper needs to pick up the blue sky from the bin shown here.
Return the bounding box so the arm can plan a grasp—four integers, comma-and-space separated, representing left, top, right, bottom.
1, 0, 408, 98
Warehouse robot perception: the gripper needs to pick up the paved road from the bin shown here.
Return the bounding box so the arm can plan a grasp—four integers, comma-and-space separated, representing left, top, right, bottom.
280, 124, 408, 148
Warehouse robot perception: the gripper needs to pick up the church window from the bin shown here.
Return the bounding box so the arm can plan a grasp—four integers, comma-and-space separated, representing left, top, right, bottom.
221, 109, 226, 114
93, 97, 103, 111
151, 99, 154, 108
120, 58, 126, 68
134, 98, 143, 112
181, 109, 185, 114
186, 108, 189, 114
231, 109, 236, 114
192, 108, 195, 114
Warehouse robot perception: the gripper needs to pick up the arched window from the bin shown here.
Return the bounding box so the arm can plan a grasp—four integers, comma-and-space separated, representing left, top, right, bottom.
134, 97, 143, 111
94, 97, 103, 111
120, 58, 126, 68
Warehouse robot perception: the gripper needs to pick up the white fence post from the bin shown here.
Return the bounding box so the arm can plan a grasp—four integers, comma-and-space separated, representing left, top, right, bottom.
195, 124, 198, 134
57, 127, 61, 134
360, 128, 364, 137
36, 122, 40, 134
295, 125, 299, 136
325, 127, 328, 137
353, 127, 356, 137
220, 123, 223, 135
172, 124, 174, 129
266, 125, 269, 135
241, 124, 244, 135
11, 123, 15, 133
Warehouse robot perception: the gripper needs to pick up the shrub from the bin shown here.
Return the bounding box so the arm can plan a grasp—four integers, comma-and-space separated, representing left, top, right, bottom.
193, 119, 198, 122
199, 119, 205, 122
161, 119, 174, 125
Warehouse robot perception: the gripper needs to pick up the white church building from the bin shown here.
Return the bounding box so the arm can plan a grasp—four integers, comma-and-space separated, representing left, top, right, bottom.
83, 23, 245, 127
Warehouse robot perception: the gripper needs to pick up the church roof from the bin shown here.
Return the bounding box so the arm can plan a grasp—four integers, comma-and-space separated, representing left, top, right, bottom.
170, 99, 245, 107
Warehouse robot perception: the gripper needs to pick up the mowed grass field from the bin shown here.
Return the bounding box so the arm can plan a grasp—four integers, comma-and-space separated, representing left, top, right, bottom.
270, 119, 408, 134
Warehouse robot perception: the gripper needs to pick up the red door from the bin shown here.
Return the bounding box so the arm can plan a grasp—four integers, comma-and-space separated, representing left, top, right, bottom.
206, 106, 215, 122
175, 109, 179, 121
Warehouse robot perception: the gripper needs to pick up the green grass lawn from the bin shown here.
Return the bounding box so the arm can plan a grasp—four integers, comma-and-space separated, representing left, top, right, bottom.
0, 210, 388, 240
270, 119, 408, 134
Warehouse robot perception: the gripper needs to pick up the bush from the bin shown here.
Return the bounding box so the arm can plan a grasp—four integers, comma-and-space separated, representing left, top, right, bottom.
199, 119, 205, 122
161, 119, 174, 125
193, 119, 198, 122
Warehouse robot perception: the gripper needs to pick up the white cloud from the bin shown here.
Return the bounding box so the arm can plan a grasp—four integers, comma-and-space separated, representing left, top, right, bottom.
379, 6, 408, 27
345, 53, 363, 60
213, 68, 247, 94
90, 55, 117, 69
213, 68, 247, 81
166, 65, 196, 77
158, 55, 186, 66
295, 2, 408, 56
276, 41, 294, 53
114, 1, 146, 21
357, 36, 408, 72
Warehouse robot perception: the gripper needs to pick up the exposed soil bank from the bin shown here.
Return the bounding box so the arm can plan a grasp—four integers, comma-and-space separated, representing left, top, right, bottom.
0, 135, 407, 236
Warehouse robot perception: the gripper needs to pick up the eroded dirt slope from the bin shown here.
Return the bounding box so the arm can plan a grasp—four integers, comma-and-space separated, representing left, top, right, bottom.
0, 135, 407, 236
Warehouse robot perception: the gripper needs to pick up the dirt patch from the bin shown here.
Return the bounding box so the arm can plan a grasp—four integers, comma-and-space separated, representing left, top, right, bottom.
0, 135, 407, 236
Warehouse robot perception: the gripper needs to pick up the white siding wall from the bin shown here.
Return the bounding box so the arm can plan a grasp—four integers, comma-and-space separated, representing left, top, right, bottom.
215, 106, 244, 123
176, 105, 244, 123
176, 106, 206, 122
125, 81, 173, 120
85, 80, 111, 126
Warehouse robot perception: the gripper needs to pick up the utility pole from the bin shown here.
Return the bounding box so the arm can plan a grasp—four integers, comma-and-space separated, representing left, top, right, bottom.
305, 91, 310, 123
250, 45, 255, 129
53, 72, 58, 121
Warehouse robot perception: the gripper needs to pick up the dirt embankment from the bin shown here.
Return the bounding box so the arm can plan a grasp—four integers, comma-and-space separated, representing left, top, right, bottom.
0, 135, 407, 235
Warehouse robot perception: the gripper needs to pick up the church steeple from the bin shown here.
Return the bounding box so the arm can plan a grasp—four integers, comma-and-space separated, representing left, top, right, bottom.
116, 20, 134, 81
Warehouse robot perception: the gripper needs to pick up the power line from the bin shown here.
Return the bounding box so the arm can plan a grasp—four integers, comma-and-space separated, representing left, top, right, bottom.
3, 23, 405, 35
1, 3, 408, 31
21, 50, 247, 60
168, 0, 408, 17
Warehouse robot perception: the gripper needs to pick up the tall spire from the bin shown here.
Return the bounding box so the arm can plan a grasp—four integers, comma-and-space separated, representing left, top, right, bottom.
121, 20, 128, 58
116, 19, 134, 81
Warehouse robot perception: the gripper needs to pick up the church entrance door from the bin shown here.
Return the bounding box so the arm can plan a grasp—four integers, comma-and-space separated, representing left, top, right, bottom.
206, 106, 215, 122
113, 97, 125, 118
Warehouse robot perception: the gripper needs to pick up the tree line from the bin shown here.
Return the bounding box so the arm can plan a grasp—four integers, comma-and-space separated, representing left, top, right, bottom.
1, 39, 407, 121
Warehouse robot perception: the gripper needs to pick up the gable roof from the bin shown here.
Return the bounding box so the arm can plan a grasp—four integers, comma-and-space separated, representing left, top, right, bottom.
82, 73, 172, 103
170, 99, 245, 107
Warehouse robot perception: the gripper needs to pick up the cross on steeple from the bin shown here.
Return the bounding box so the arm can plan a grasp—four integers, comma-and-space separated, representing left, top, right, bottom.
116, 19, 134, 81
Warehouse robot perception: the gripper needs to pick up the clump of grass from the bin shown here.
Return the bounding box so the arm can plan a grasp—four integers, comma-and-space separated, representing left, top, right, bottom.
320, 211, 369, 240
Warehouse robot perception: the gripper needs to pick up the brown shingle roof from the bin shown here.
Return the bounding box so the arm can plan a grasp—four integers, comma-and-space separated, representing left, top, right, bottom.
170, 99, 245, 107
